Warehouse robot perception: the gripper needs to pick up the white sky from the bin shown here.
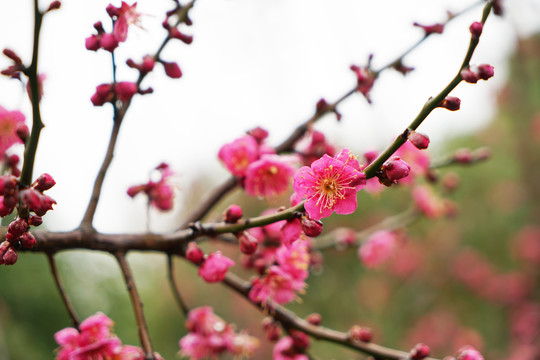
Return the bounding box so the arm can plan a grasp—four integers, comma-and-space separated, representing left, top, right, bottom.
0, 0, 539, 233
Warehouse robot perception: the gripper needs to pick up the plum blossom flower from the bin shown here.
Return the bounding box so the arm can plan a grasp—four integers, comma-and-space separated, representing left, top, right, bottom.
358, 230, 397, 268
106, 2, 141, 43
0, 105, 25, 157
127, 163, 175, 211
179, 306, 259, 360
273, 336, 309, 360
218, 135, 259, 177
293, 149, 366, 220
55, 312, 164, 360
244, 155, 296, 197
198, 251, 235, 283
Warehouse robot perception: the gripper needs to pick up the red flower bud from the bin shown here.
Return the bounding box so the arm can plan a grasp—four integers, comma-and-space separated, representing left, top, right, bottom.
262, 317, 281, 342
16, 123, 30, 142
453, 148, 473, 164
3, 49, 22, 64
349, 325, 373, 343
223, 204, 243, 223
407, 131, 430, 150
411, 343, 430, 360
461, 69, 479, 83
440, 96, 461, 111
20, 232, 36, 249
238, 231, 258, 255
300, 216, 323, 237
290, 330, 310, 350
305, 313, 322, 326
477, 64, 494, 80
3, 247, 18, 265
33, 173, 56, 192
85, 35, 101, 51
382, 156, 410, 182
247, 127, 269, 143
8, 217, 28, 237
100, 33, 119, 52
47, 1, 62, 12
469, 21, 483, 39
185, 242, 204, 264
115, 82, 138, 102
29, 215, 43, 226
169, 28, 193, 44
162, 61, 182, 78
413, 22, 444, 35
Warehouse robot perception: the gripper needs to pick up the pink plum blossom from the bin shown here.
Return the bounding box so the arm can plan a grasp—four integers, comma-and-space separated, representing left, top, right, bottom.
107, 2, 141, 42
412, 185, 446, 218
293, 149, 366, 220
198, 251, 235, 283
244, 155, 296, 197
0, 106, 25, 157
273, 336, 309, 360
218, 135, 259, 177
127, 163, 175, 211
249, 265, 305, 305
179, 306, 259, 359
457, 346, 485, 360
358, 230, 397, 268
275, 239, 310, 280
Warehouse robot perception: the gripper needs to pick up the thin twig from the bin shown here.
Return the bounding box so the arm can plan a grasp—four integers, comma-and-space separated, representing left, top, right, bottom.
115, 252, 155, 360
167, 255, 190, 316
46, 253, 80, 329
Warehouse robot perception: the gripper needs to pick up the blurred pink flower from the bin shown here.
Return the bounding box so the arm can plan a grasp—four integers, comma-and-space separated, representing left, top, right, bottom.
0, 105, 25, 157
358, 230, 397, 268
198, 251, 235, 283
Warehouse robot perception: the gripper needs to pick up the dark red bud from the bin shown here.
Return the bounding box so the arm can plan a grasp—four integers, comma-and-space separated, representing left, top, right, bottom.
290, 330, 310, 350
440, 96, 461, 111
47, 1, 62, 11
16, 123, 30, 142
410, 343, 430, 360
349, 325, 373, 343
469, 21, 483, 39
20, 232, 36, 249
305, 313, 322, 326
3, 247, 18, 265
28, 215, 43, 226
300, 216, 323, 237
247, 127, 269, 143
316, 98, 329, 113
2, 49, 22, 64
413, 22, 444, 35
224, 204, 243, 223
8, 218, 28, 237
407, 131, 430, 150
383, 156, 410, 182
162, 61, 182, 79
477, 64, 494, 80
238, 231, 258, 255
185, 242, 204, 264
461, 69, 479, 84
33, 173, 56, 192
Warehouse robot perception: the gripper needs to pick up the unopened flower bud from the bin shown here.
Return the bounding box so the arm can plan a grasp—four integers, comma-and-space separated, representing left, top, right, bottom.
407, 131, 430, 150
162, 61, 182, 78
349, 325, 373, 343
33, 173, 56, 192
29, 215, 43, 226
16, 123, 30, 142
461, 69, 479, 84
141, 55, 155, 73
8, 217, 28, 237
186, 242, 204, 264
442, 172, 460, 192
457, 346, 484, 360
413, 22, 444, 35
469, 21, 483, 39
453, 148, 473, 164
247, 127, 269, 143
262, 317, 281, 342
20, 232, 36, 249
3, 247, 18, 265
440, 96, 461, 111
305, 313, 322, 326
47, 1, 62, 12
224, 204, 243, 223
100, 33, 119, 52
300, 216, 323, 237
169, 28, 193, 44
477, 64, 494, 80
382, 156, 410, 182
316, 98, 329, 113
238, 231, 258, 255
473, 146, 491, 161
410, 343, 430, 360
290, 330, 310, 350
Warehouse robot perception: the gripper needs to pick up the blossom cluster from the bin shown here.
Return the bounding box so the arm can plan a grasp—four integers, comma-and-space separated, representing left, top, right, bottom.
179, 306, 259, 359
127, 162, 175, 211
55, 312, 163, 360
218, 128, 297, 198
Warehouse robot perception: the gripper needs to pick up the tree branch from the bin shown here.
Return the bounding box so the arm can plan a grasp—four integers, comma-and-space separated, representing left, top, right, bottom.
47, 252, 80, 329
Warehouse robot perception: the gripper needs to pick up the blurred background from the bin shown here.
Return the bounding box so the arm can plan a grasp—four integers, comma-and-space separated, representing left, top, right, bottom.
0, 0, 540, 359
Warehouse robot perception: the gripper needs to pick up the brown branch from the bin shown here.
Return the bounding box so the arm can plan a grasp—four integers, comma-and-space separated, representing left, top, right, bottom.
46, 253, 80, 329
115, 252, 155, 360
221, 271, 440, 360
167, 255, 190, 316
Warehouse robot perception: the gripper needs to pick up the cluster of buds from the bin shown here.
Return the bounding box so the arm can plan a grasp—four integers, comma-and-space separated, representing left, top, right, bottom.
461, 64, 494, 84
1, 49, 25, 80
0, 173, 56, 265
127, 163, 175, 211
91, 81, 149, 106
85, 2, 141, 52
